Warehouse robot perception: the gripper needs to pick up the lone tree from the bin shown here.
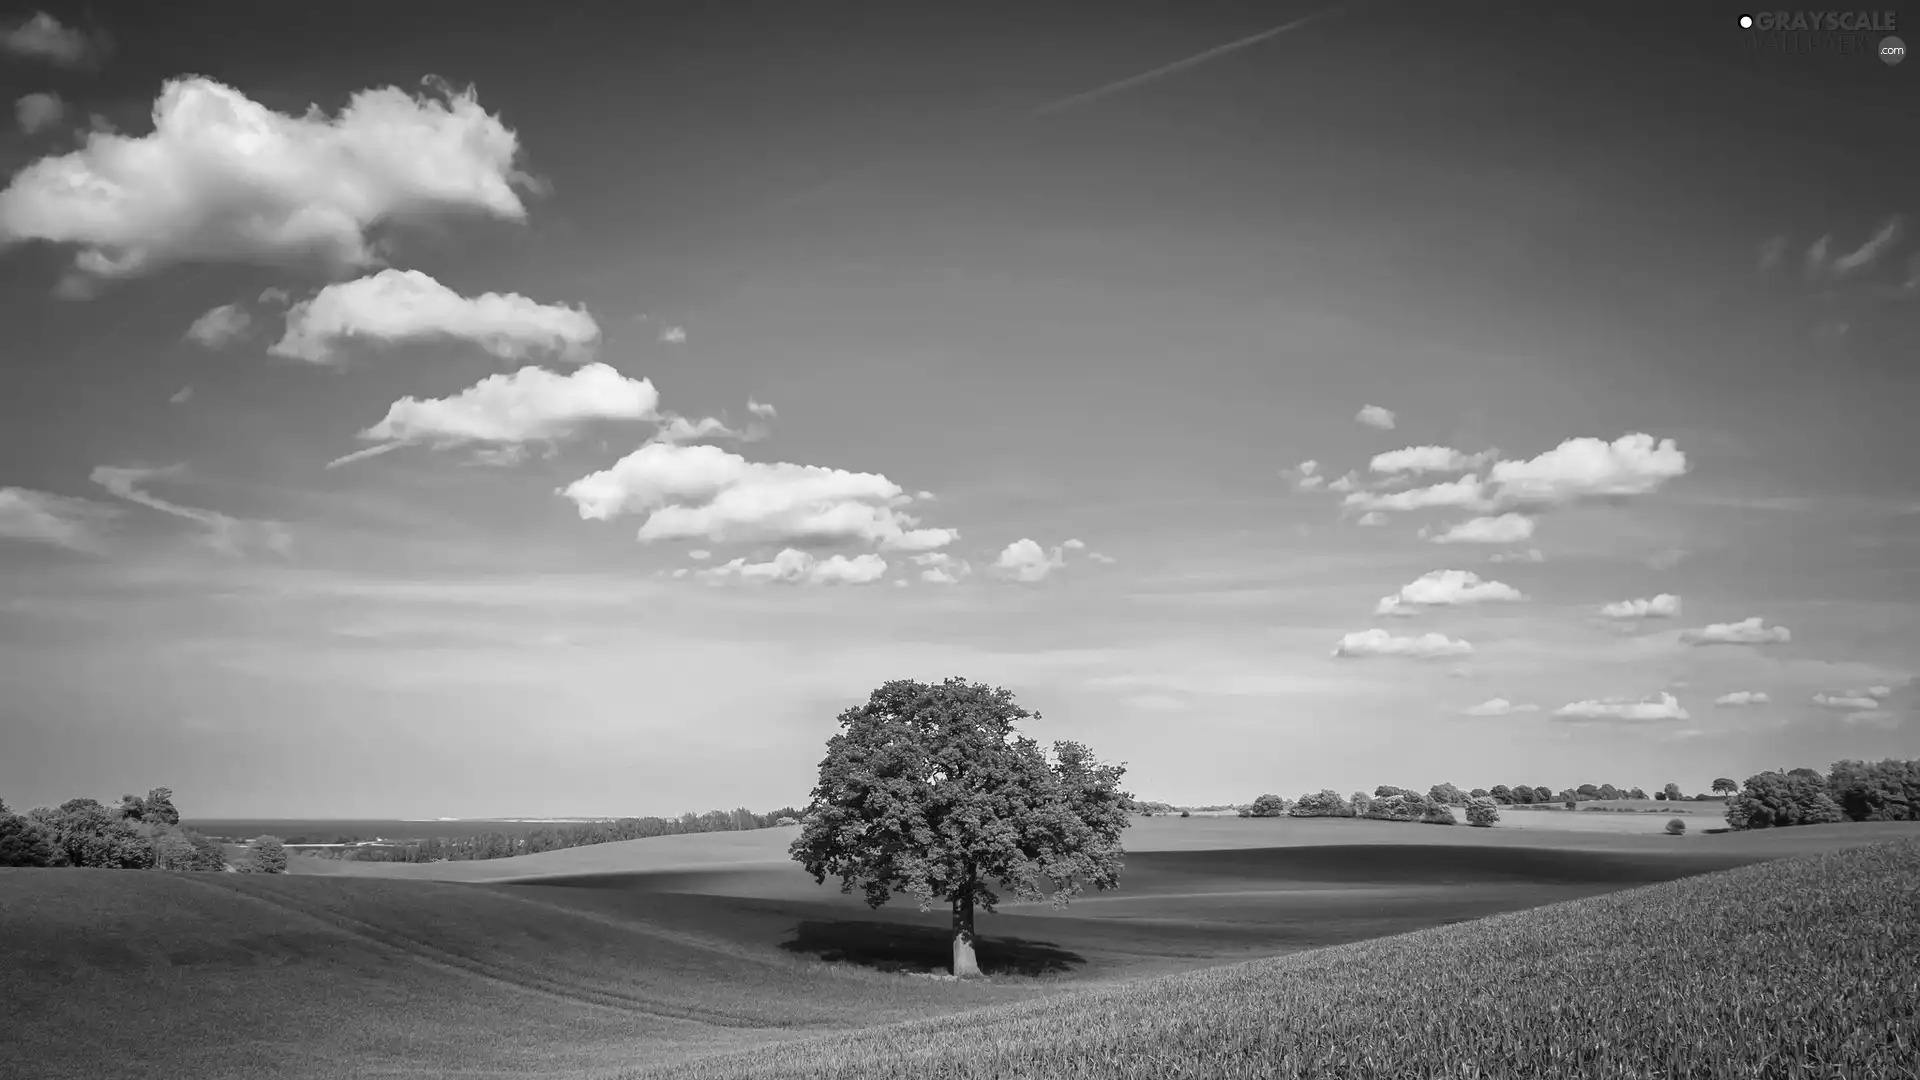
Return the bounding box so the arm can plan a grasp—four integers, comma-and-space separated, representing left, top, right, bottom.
1711, 777, 1738, 796
789, 678, 1130, 978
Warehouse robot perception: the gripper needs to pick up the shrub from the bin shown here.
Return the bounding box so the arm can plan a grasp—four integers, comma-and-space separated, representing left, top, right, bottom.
774, 816, 799, 826
1248, 793, 1288, 818
1725, 770, 1846, 830
1349, 791, 1373, 815
1179, 810, 1190, 818
1287, 789, 1354, 818
1420, 802, 1458, 826
1465, 796, 1500, 828
1665, 818, 1687, 835
245, 836, 288, 874
1428, 783, 1465, 806
1564, 799, 1577, 810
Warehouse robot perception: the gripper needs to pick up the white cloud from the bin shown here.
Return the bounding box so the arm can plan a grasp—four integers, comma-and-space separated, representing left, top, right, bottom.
1425, 513, 1535, 544
1680, 617, 1791, 646
1062, 538, 1086, 550
0, 77, 528, 287
1462, 698, 1538, 716
747, 399, 776, 419
1599, 593, 1680, 619
271, 270, 599, 364
89, 464, 291, 557
0, 486, 119, 551
168, 386, 193, 405
1, 12, 95, 66
1828, 216, 1903, 278
1285, 460, 1323, 491
659, 325, 687, 344
344, 363, 658, 462
1355, 404, 1396, 430
651, 415, 750, 445
1345, 474, 1489, 513
1375, 569, 1525, 616
1551, 692, 1689, 722
14, 92, 63, 134
1646, 548, 1688, 570
1804, 236, 1830, 280
1488, 548, 1543, 564
912, 552, 972, 584
687, 549, 711, 561
1355, 510, 1387, 527
1331, 629, 1474, 659
1714, 691, 1769, 706
1326, 472, 1359, 494
1812, 686, 1894, 711
694, 548, 887, 586
1369, 445, 1497, 475
1088, 551, 1118, 564
1486, 433, 1687, 507
994, 538, 1066, 583
559, 441, 954, 550
185, 303, 252, 349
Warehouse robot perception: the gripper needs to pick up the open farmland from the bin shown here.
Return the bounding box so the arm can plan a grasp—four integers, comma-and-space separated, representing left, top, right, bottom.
5, 820, 1914, 1080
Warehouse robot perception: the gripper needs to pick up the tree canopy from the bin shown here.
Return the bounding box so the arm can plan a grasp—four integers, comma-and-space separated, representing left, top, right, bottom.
788, 677, 1130, 977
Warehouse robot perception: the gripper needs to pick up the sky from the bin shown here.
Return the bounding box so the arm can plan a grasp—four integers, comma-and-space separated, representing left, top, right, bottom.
1, 1, 1916, 818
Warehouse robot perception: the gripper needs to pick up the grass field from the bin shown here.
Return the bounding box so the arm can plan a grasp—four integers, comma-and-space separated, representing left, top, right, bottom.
3, 820, 1914, 1079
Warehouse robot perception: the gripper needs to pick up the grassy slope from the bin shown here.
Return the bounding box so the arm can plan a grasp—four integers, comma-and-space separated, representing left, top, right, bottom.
631, 836, 1920, 1080
4, 822, 1914, 1079
283, 813, 1896, 883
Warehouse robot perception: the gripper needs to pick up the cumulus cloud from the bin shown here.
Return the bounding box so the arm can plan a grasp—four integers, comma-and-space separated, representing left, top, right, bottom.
336, 363, 658, 466
1424, 513, 1535, 545
1714, 691, 1769, 706
1285, 460, 1323, 491
0, 486, 119, 551
1369, 445, 1498, 475
1680, 616, 1791, 646
1486, 434, 1687, 507
559, 441, 954, 551
1599, 593, 1680, 619
1355, 404, 1396, 430
89, 465, 291, 556
913, 551, 972, 585
1088, 551, 1118, 564
1488, 548, 1543, 564
1355, 510, 1388, 527
14, 92, 63, 134
1375, 569, 1525, 616
271, 270, 599, 364
1462, 698, 1539, 716
1345, 475, 1490, 514
1551, 692, 1689, 722
659, 325, 687, 344
994, 538, 1066, 583
1, 12, 97, 66
1062, 538, 1086, 550
747, 399, 776, 419
1326, 472, 1359, 494
184, 303, 252, 349
693, 548, 887, 586
0, 77, 529, 288
1331, 629, 1474, 659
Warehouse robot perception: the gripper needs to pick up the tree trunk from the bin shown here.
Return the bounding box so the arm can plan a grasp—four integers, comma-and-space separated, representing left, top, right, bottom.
951, 889, 981, 978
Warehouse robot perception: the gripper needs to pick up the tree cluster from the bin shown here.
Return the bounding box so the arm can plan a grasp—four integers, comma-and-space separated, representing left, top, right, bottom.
0, 788, 245, 871
316, 805, 809, 863
1725, 759, 1920, 830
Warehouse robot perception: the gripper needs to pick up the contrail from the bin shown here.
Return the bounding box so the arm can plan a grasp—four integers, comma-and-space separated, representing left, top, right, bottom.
324, 442, 405, 470
1031, 3, 1353, 117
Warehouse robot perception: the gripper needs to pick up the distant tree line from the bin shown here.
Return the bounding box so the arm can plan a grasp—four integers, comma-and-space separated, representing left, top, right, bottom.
1725, 760, 1920, 830
312, 806, 806, 863
0, 788, 286, 873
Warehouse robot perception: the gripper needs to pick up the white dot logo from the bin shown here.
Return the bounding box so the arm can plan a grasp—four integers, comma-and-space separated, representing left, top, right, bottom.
1739, 14, 1754, 29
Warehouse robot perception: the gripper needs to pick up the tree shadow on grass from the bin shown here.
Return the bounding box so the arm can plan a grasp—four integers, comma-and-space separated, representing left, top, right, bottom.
780, 919, 1086, 977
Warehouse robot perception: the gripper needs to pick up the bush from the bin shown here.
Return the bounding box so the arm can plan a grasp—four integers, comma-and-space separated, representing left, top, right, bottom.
1665, 818, 1687, 835
1421, 802, 1458, 826
1248, 793, 1288, 817
1564, 800, 1577, 810
245, 836, 288, 874
1725, 771, 1846, 830
774, 816, 799, 826
1465, 796, 1500, 828
1287, 789, 1354, 818
1349, 791, 1373, 815
1179, 810, 1190, 818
